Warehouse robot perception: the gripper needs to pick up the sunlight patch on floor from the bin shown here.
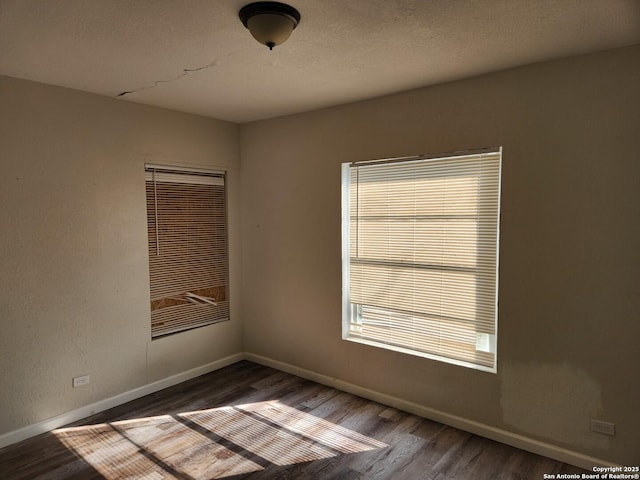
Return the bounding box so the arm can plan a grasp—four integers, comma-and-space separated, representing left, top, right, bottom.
53, 400, 387, 480
55, 414, 262, 479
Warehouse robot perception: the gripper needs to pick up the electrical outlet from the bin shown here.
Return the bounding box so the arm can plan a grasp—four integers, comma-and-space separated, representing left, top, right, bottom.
72, 374, 90, 388
590, 419, 615, 436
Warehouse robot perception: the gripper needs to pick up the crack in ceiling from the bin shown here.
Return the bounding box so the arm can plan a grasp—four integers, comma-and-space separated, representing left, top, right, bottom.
116, 60, 219, 98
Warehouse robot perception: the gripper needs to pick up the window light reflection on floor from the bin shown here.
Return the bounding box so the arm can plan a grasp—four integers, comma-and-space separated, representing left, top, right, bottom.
53, 400, 388, 480
234, 401, 387, 453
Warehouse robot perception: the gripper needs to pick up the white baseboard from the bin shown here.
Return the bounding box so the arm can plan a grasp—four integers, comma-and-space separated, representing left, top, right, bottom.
1, 351, 619, 471
0, 353, 243, 450
245, 353, 619, 471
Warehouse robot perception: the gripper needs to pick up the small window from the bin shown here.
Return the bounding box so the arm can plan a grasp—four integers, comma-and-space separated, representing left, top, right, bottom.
341, 148, 501, 372
145, 164, 230, 338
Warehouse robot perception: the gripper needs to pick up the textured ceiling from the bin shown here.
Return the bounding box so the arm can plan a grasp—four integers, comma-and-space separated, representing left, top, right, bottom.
1, 0, 639, 123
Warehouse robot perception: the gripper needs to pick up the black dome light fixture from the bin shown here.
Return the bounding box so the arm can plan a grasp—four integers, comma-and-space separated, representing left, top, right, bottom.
239, 2, 301, 50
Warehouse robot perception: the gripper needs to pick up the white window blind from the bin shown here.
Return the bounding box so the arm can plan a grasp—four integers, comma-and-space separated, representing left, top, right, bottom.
341, 148, 501, 372
145, 164, 229, 338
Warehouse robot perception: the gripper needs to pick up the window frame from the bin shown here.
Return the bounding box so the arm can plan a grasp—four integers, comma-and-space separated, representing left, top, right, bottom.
341, 148, 502, 373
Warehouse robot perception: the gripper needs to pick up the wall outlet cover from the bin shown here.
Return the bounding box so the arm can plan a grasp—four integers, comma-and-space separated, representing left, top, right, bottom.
72, 374, 90, 388
590, 419, 615, 436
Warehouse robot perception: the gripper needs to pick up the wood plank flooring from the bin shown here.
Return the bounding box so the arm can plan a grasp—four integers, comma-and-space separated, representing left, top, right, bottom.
0, 360, 587, 480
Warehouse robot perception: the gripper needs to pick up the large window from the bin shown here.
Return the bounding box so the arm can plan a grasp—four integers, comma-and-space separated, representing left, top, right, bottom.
341, 148, 501, 372
145, 164, 230, 338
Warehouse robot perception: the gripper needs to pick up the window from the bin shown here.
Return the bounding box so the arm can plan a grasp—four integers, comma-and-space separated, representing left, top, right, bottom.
145, 164, 229, 338
341, 148, 501, 372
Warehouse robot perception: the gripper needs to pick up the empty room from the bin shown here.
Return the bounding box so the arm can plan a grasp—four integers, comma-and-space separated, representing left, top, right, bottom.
1, 1, 639, 479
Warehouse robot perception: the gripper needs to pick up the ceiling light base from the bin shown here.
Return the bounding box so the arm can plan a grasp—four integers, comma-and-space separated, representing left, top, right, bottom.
239, 2, 301, 50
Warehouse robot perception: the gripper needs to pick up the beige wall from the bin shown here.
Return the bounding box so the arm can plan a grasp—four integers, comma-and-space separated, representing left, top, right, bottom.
239, 45, 640, 465
0, 76, 242, 436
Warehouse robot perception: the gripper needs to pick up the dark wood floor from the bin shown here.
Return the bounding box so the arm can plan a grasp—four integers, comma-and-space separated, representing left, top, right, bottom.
0, 360, 587, 480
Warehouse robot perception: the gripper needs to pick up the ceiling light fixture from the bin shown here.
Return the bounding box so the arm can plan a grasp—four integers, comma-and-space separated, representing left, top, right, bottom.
239, 2, 301, 50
